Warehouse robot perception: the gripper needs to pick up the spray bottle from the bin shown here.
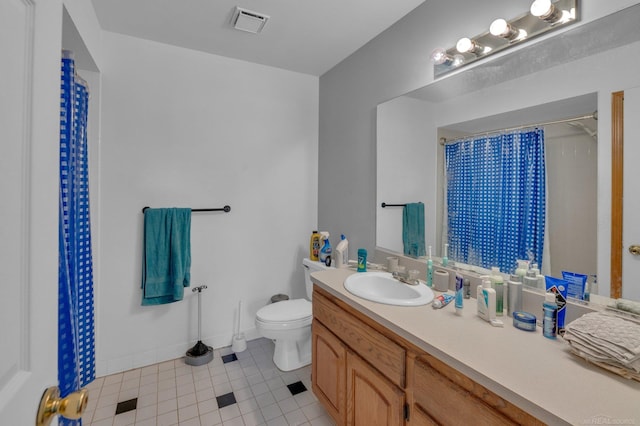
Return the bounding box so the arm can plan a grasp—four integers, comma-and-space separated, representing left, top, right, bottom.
319, 232, 332, 266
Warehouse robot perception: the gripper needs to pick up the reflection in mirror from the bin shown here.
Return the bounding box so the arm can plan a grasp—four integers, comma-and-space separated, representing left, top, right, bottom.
437, 102, 597, 284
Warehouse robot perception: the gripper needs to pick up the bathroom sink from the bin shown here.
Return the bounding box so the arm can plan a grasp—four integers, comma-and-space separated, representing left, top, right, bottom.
344, 272, 434, 306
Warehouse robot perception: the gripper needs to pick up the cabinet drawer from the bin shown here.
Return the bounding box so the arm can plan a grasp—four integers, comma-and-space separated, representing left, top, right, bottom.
412, 355, 543, 426
313, 290, 405, 388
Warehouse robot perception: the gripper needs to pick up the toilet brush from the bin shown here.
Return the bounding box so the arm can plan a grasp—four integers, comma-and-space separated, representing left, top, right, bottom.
231, 300, 247, 353
185, 285, 213, 365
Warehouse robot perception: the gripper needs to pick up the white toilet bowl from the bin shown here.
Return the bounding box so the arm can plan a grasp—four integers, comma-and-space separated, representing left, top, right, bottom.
255, 299, 312, 371
255, 258, 330, 371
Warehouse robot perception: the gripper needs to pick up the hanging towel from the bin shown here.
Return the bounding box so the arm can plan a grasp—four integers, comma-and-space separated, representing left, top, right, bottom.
403, 202, 426, 257
142, 208, 191, 305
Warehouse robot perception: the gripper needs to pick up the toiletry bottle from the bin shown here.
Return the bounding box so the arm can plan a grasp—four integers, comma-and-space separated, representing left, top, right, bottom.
442, 243, 449, 266
477, 279, 496, 322
463, 278, 470, 299
455, 272, 464, 316
523, 265, 538, 288
310, 231, 321, 261
507, 278, 523, 317
543, 292, 558, 339
357, 248, 367, 272
335, 234, 349, 268
491, 267, 504, 316
319, 232, 332, 266
426, 246, 434, 288
515, 260, 529, 280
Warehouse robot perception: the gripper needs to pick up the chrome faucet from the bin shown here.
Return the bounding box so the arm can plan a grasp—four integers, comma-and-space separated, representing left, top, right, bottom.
392, 271, 420, 286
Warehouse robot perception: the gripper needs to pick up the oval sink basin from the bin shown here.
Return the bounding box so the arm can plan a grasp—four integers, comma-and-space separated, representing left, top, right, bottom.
344, 272, 434, 306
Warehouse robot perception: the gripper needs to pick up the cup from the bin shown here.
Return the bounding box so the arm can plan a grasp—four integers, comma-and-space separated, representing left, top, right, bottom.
386, 257, 399, 273
408, 269, 420, 281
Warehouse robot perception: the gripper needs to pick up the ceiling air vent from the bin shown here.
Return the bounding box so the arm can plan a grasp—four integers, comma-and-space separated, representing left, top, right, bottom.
231, 7, 270, 34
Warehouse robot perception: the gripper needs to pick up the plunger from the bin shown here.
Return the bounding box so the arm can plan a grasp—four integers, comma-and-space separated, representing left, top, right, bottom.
185, 285, 213, 365
231, 300, 247, 353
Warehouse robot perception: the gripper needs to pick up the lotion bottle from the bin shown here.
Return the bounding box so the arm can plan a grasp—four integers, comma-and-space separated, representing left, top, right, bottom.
490, 267, 504, 316
477, 279, 496, 322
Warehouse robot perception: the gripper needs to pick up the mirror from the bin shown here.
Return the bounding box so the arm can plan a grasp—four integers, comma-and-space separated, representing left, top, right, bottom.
376, 5, 640, 300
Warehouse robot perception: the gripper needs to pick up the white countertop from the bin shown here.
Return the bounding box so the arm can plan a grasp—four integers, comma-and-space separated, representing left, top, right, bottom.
311, 268, 640, 425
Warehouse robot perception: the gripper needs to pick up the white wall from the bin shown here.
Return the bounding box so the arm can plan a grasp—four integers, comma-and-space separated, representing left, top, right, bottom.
98, 32, 318, 375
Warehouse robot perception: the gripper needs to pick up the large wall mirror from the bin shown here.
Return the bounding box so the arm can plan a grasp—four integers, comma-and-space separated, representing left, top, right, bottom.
377, 5, 640, 302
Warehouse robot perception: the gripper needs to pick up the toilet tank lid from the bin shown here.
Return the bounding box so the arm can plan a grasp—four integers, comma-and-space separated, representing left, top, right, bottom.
303, 257, 332, 271
257, 299, 311, 322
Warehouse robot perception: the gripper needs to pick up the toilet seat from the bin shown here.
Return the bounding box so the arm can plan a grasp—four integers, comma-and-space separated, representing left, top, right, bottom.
256, 299, 311, 323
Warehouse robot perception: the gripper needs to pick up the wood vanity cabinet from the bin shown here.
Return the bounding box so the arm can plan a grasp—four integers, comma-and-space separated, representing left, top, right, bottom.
312, 286, 543, 426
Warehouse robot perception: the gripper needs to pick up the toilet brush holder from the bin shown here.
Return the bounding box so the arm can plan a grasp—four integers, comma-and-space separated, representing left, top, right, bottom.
185, 285, 213, 366
231, 300, 247, 353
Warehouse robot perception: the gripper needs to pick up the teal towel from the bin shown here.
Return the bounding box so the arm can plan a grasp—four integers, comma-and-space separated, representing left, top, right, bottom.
403, 202, 426, 257
142, 208, 191, 306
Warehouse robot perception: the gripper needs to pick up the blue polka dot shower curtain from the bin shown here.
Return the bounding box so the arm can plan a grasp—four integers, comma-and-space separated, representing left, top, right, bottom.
59, 50, 95, 425
445, 129, 546, 274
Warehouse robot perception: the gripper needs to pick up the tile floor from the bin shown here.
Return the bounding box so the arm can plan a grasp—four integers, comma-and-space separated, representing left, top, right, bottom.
83, 338, 334, 426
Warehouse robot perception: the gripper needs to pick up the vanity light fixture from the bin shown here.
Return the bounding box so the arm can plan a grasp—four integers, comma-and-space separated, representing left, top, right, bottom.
456, 37, 485, 54
489, 18, 526, 41
432, 0, 578, 78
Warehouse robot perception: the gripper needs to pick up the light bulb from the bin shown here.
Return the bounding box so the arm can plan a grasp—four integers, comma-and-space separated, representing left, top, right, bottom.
490, 18, 520, 40
430, 47, 452, 65
452, 54, 465, 67
456, 37, 484, 54
530, 0, 552, 17
530, 0, 563, 23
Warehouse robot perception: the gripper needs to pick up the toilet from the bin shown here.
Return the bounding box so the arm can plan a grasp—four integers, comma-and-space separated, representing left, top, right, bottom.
255, 257, 330, 371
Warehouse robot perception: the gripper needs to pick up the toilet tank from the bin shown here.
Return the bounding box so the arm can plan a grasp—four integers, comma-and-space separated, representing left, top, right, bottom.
302, 257, 331, 300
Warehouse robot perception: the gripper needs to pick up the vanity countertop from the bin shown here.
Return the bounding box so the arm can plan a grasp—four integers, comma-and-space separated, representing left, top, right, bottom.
311, 268, 639, 426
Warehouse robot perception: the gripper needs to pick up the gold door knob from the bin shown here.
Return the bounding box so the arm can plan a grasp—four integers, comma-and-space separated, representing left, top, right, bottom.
629, 245, 640, 256
36, 386, 88, 426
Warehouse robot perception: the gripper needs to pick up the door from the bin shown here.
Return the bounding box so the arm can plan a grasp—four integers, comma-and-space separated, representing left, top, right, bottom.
0, 0, 61, 424
623, 86, 640, 301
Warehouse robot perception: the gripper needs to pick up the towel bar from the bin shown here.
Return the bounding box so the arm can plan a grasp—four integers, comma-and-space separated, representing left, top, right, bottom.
142, 206, 231, 213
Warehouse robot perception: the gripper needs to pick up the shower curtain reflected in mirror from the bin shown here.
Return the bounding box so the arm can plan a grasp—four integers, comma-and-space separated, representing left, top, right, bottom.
444, 129, 546, 274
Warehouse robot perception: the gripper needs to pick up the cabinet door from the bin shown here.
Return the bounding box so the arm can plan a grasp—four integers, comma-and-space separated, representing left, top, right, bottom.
346, 351, 405, 426
312, 320, 346, 425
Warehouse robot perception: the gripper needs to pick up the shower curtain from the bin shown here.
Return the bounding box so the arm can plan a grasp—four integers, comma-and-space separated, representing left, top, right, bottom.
59, 50, 95, 425
445, 129, 546, 274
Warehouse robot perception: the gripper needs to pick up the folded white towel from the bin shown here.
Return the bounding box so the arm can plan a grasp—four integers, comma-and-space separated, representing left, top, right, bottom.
564, 311, 640, 380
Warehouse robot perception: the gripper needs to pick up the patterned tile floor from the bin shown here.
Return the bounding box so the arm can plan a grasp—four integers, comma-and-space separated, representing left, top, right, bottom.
84, 338, 334, 426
